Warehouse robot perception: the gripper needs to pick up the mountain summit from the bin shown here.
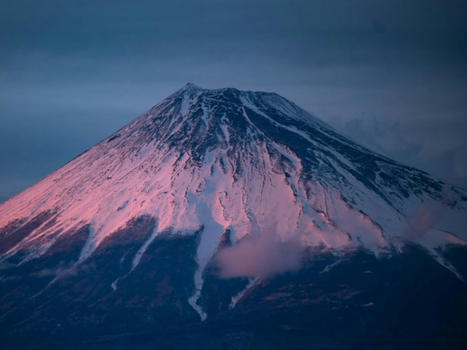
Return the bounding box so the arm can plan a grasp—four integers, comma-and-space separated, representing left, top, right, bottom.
1, 84, 466, 349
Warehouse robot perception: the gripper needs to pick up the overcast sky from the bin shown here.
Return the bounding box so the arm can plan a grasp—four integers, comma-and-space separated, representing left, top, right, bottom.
1, 0, 466, 202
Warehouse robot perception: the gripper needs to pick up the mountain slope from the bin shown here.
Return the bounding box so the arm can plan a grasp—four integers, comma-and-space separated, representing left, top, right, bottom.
0, 83, 466, 348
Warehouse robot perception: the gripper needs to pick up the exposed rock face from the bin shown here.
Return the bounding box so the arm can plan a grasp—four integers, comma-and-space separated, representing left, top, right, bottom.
0, 84, 466, 349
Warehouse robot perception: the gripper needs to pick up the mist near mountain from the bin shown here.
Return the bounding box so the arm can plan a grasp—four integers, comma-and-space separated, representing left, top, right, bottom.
216, 231, 304, 278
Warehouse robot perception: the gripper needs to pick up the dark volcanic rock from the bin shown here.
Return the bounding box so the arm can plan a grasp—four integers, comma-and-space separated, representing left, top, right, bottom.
1, 244, 467, 350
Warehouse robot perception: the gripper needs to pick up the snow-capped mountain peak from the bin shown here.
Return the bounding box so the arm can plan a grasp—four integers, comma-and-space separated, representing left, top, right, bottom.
0, 84, 465, 320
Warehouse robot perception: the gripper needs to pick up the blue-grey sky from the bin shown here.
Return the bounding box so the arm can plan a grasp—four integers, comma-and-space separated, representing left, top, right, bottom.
1, 0, 466, 202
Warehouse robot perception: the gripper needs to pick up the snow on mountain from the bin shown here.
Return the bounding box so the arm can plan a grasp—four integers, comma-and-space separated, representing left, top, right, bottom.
0, 83, 466, 319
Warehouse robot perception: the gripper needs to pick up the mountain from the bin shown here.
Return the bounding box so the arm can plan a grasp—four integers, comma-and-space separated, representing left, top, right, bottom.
0, 83, 466, 349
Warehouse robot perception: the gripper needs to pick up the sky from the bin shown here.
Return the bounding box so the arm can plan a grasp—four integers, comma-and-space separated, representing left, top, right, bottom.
1, 0, 466, 202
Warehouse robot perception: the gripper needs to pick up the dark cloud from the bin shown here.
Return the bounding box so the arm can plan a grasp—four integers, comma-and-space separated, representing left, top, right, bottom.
327, 115, 467, 187
1, 0, 466, 200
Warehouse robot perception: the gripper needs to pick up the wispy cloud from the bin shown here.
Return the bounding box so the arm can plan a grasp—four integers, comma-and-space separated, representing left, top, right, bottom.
216, 232, 305, 278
